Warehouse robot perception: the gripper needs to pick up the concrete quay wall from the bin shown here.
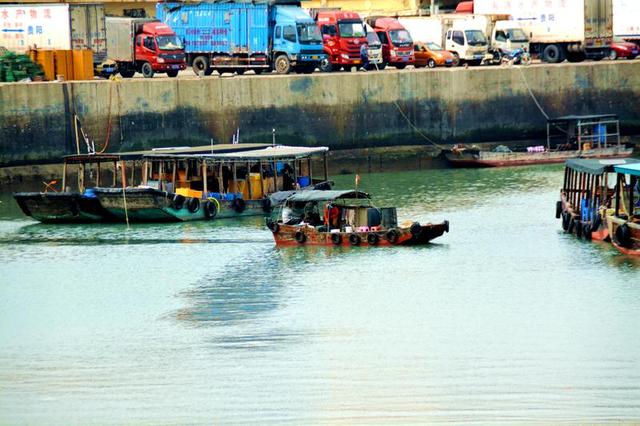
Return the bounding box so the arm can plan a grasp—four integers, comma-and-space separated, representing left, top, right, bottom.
1, 62, 639, 166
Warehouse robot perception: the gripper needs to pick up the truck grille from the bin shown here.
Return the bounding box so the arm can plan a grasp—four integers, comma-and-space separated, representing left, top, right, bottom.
160, 53, 185, 61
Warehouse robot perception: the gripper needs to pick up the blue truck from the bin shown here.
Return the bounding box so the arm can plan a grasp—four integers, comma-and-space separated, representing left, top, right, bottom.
156, 1, 326, 75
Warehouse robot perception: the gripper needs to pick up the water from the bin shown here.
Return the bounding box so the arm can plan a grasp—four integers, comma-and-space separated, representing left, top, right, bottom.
1, 166, 639, 424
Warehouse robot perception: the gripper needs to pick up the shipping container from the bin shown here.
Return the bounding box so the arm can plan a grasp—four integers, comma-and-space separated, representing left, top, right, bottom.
613, 0, 640, 41
0, 3, 106, 63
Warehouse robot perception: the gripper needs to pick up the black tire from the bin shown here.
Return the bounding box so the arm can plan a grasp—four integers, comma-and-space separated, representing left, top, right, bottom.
582, 222, 592, 240
275, 54, 291, 75
556, 201, 563, 219
367, 233, 379, 245
172, 194, 186, 210
331, 233, 342, 246
395, 63, 406, 70
233, 198, 246, 213
166, 70, 179, 78
615, 224, 632, 248
609, 50, 618, 60
119, 69, 135, 78
575, 219, 583, 238
592, 215, 602, 230
377, 62, 387, 70
427, 58, 436, 68
192, 56, 210, 76
386, 229, 399, 244
562, 211, 570, 231
254, 68, 264, 75
204, 200, 217, 220
349, 233, 361, 246
262, 197, 272, 213
542, 44, 563, 63
492, 51, 502, 64
267, 220, 279, 234
295, 231, 306, 244
410, 222, 422, 235
444, 220, 450, 233
451, 53, 461, 67
319, 58, 333, 73
568, 216, 576, 234
187, 197, 200, 214
567, 52, 586, 63
235, 68, 246, 75
629, 55, 637, 60
141, 62, 154, 78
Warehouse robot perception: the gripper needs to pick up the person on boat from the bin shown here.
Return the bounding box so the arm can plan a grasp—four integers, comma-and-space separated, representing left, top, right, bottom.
324, 203, 341, 229
303, 201, 321, 226
283, 203, 302, 225
282, 164, 296, 190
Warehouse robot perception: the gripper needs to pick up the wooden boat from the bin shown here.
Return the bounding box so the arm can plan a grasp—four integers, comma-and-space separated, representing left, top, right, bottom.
444, 114, 633, 168
267, 190, 449, 247
94, 145, 332, 223
557, 158, 639, 241
605, 162, 640, 255
13, 154, 121, 223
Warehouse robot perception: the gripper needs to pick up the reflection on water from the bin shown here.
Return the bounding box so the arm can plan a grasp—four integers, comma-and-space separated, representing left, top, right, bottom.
1, 166, 640, 424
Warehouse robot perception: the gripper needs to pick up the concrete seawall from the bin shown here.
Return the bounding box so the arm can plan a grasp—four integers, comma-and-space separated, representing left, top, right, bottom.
1, 62, 640, 166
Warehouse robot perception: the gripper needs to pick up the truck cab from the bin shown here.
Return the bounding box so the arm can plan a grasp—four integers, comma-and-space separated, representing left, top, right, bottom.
270, 6, 327, 74
132, 22, 186, 77
364, 23, 384, 69
445, 22, 488, 65
367, 17, 414, 69
490, 21, 530, 61
315, 11, 368, 72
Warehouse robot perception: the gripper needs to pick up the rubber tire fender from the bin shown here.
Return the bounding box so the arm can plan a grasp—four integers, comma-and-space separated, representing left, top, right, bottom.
615, 224, 632, 248
556, 201, 563, 219
582, 222, 592, 241
267, 221, 280, 234
233, 198, 246, 213
561, 211, 570, 231
567, 216, 576, 234
204, 200, 218, 219
187, 197, 200, 214
295, 231, 306, 244
386, 229, 399, 244
331, 233, 342, 246
410, 222, 422, 236
172, 194, 186, 210
349, 233, 361, 246
367, 233, 379, 246
574, 219, 583, 238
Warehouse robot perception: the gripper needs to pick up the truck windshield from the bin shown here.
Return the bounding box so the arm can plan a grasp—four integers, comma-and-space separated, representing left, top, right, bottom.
505, 28, 528, 42
297, 23, 322, 44
389, 29, 413, 47
366, 31, 381, 48
156, 35, 183, 51
465, 30, 487, 46
338, 21, 365, 38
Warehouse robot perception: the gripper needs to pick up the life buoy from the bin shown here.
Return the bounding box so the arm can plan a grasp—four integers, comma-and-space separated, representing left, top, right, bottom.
262, 197, 272, 213
349, 233, 361, 246
172, 194, 186, 210
267, 220, 280, 234
204, 200, 218, 219
233, 198, 246, 213
367, 233, 379, 245
386, 229, 399, 244
582, 222, 592, 240
331, 233, 342, 245
562, 212, 570, 231
556, 201, 562, 219
187, 197, 200, 214
410, 222, 422, 236
295, 230, 306, 244
615, 224, 632, 248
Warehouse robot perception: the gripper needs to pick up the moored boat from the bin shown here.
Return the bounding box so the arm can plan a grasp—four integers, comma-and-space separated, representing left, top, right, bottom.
267, 190, 449, 247
605, 162, 640, 255
445, 114, 633, 168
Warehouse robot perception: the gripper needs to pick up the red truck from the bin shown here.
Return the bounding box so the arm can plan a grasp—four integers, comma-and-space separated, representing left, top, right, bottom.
366, 17, 414, 69
105, 17, 186, 78
313, 11, 368, 72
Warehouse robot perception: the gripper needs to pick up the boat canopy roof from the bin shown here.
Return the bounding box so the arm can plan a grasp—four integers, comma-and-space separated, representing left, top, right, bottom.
63, 153, 122, 164
119, 143, 269, 160
281, 190, 370, 204
142, 145, 329, 161
566, 158, 640, 175
548, 114, 618, 125
614, 162, 640, 177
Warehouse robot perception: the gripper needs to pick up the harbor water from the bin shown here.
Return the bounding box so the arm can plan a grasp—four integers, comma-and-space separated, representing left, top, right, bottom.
1, 165, 639, 424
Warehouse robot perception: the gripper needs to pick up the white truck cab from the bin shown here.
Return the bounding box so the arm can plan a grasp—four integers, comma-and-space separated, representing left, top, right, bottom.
490, 20, 530, 59
445, 23, 488, 64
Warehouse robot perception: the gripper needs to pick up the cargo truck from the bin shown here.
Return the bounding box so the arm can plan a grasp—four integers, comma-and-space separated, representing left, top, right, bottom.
364, 23, 383, 70
365, 17, 414, 69
399, 15, 488, 65
471, 0, 613, 63
0, 3, 106, 64
105, 17, 186, 78
313, 10, 368, 72
613, 0, 640, 44
156, 2, 325, 75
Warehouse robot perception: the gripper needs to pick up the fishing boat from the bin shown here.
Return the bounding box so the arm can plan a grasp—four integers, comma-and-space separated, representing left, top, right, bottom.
13, 154, 122, 223
557, 158, 639, 241
605, 162, 640, 255
444, 114, 633, 168
93, 145, 332, 223
266, 190, 449, 247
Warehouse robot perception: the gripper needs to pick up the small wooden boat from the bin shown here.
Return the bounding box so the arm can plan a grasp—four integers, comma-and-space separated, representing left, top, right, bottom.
13, 154, 121, 223
605, 162, 640, 255
444, 114, 633, 168
557, 158, 639, 241
267, 190, 449, 247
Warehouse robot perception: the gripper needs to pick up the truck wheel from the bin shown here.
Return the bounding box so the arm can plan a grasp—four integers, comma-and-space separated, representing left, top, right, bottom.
192, 56, 211, 76
395, 63, 406, 70
254, 68, 264, 75
542, 44, 563, 63
275, 55, 291, 74
451, 53, 461, 67
119, 69, 135, 78
141, 62, 154, 78
319, 58, 333, 72
376, 62, 387, 70
235, 68, 246, 75
427, 58, 436, 68
166, 70, 179, 78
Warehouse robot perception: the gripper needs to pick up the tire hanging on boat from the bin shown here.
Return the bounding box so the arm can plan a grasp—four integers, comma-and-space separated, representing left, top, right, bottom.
349, 233, 361, 246
562, 212, 570, 232
172, 194, 186, 210
204, 200, 218, 220
367, 233, 379, 245
187, 197, 200, 214
582, 222, 592, 240
295, 231, 306, 244
575, 219, 583, 238
615, 224, 632, 248
386, 229, 399, 244
410, 222, 422, 236
331, 233, 342, 246
233, 198, 246, 213
556, 201, 563, 219
267, 220, 280, 234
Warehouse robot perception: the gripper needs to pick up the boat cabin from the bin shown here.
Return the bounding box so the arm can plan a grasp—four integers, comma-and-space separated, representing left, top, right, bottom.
608, 162, 640, 254
547, 114, 621, 152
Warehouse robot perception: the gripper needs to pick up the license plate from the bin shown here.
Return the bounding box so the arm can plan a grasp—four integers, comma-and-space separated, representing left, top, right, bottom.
595, 39, 602, 47
474, 55, 483, 60
445, 60, 452, 63
312, 56, 318, 60
171, 65, 180, 69
633, 50, 639, 55
353, 60, 361, 64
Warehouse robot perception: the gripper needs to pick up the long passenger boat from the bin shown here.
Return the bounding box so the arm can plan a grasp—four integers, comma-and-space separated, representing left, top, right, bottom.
556, 158, 639, 241
444, 114, 633, 168
93, 145, 332, 222
267, 190, 449, 247
606, 162, 640, 255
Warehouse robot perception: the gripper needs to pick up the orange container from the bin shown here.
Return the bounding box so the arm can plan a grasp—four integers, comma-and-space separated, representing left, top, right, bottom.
30, 49, 55, 81
54, 50, 74, 81
72, 49, 94, 80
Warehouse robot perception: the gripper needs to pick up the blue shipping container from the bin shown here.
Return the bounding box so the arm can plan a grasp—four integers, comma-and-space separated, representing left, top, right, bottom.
156, 3, 269, 55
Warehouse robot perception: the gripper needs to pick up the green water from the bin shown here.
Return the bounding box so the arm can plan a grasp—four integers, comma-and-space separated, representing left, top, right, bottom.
1, 166, 639, 424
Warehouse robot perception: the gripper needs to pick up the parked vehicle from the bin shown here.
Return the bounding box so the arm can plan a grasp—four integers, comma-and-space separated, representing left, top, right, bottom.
613, 0, 640, 46
364, 23, 383, 69
399, 15, 488, 65
365, 17, 414, 69
610, 41, 639, 60
471, 0, 613, 63
487, 20, 530, 64
499, 47, 531, 65
266, 190, 449, 247
312, 10, 368, 72
0, 4, 106, 65
157, 2, 325, 75
105, 17, 186, 78
413, 41, 455, 68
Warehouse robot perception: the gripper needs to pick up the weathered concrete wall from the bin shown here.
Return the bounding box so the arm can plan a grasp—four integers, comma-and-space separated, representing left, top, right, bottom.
1, 62, 640, 166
